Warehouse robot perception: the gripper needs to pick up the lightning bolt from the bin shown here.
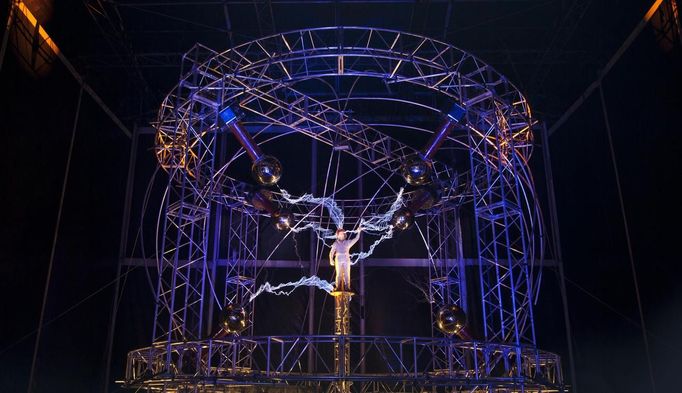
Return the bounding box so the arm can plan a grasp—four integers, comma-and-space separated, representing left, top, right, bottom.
252, 189, 405, 299
249, 275, 335, 302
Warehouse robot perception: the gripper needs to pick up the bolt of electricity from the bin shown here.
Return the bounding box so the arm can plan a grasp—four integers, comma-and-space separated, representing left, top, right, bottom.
351, 226, 395, 264
251, 189, 405, 300
285, 188, 405, 259
288, 221, 335, 239
347, 188, 404, 264
280, 189, 345, 228
249, 275, 335, 302
252, 187, 404, 298
355, 188, 404, 233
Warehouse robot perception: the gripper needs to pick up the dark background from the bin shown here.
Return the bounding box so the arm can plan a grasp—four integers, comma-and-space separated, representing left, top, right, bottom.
1, 1, 681, 392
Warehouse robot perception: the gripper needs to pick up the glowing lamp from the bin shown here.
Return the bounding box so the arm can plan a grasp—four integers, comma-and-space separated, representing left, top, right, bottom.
400, 154, 432, 186
391, 207, 414, 230
252, 155, 282, 187
436, 304, 467, 336
273, 209, 294, 231
220, 304, 247, 334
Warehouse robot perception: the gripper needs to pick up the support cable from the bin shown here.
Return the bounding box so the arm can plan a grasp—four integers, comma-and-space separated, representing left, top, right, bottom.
0, 165, 160, 360
540, 123, 578, 393
103, 125, 139, 393
549, 0, 665, 136
562, 276, 675, 348
27, 86, 84, 393
599, 84, 656, 393
0, 264, 135, 358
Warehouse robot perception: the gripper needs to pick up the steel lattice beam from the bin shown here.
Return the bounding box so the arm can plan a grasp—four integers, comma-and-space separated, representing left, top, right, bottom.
141, 26, 558, 393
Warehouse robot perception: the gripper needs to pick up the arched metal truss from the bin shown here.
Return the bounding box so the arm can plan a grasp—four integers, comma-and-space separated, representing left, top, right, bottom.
129, 27, 562, 393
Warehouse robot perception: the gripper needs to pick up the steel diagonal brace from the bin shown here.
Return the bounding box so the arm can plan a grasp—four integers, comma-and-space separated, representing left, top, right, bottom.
184, 78, 471, 203
241, 89, 468, 207
235, 84, 403, 172
173, 73, 470, 208
208, 62, 457, 180
234, 82, 461, 192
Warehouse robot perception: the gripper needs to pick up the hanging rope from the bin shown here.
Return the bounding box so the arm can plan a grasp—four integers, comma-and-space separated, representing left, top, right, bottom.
27, 85, 84, 393
599, 84, 657, 393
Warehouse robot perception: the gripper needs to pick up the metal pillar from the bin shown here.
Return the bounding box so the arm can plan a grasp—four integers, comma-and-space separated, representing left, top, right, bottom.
206, 132, 227, 337
357, 158, 366, 375
467, 105, 537, 377
308, 137, 318, 372
224, 208, 258, 321
428, 208, 466, 372
332, 291, 352, 393
454, 207, 468, 314
151, 57, 218, 373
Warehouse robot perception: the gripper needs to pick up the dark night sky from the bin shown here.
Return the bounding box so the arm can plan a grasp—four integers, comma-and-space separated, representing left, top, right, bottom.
1, 1, 681, 392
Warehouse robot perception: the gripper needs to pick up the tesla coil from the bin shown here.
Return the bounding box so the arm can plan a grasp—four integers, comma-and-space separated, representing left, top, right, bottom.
124, 27, 564, 393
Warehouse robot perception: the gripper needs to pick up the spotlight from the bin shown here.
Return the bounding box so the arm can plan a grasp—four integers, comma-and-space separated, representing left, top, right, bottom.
220, 304, 247, 334
436, 304, 467, 336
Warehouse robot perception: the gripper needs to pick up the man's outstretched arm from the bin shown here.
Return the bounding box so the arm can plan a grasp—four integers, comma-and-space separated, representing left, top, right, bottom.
348, 226, 363, 247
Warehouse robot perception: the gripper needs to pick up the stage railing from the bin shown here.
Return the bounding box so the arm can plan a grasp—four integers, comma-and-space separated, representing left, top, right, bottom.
125, 335, 562, 391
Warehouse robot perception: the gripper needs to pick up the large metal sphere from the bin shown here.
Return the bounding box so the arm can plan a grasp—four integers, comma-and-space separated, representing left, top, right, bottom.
410, 187, 437, 210
221, 305, 247, 334
391, 207, 414, 230
400, 154, 432, 186
436, 305, 467, 336
273, 209, 295, 231
251, 155, 282, 186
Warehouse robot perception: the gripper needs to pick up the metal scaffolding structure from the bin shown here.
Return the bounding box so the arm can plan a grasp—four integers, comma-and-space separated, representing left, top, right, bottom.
125, 27, 562, 392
